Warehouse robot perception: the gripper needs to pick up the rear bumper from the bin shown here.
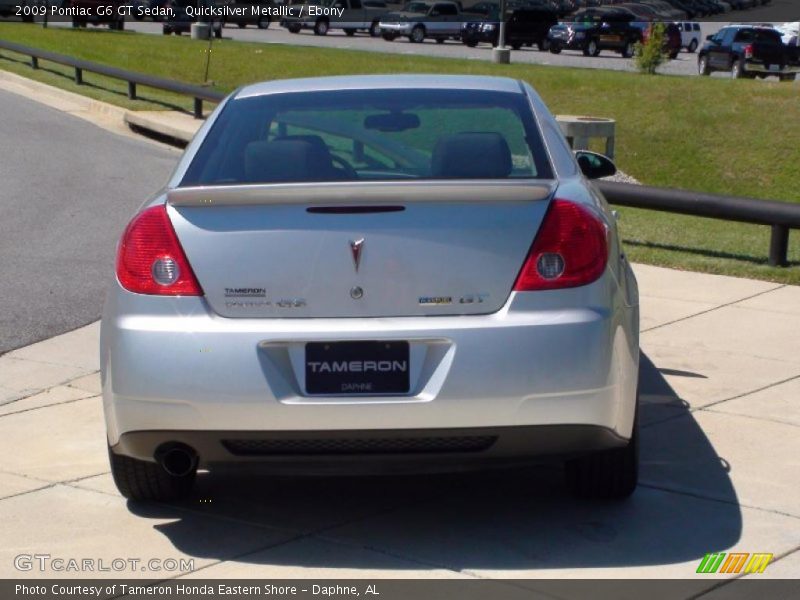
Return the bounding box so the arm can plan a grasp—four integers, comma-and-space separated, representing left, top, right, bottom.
112, 425, 628, 472
743, 62, 800, 74
101, 274, 639, 463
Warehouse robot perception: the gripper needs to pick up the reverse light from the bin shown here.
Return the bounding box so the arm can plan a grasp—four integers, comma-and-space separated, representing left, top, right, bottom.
116, 205, 202, 296
513, 199, 608, 291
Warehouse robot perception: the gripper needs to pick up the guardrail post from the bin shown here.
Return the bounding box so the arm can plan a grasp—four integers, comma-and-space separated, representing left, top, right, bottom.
31, 56, 38, 69
74, 67, 82, 85
769, 225, 789, 267
193, 97, 202, 119
127, 81, 136, 100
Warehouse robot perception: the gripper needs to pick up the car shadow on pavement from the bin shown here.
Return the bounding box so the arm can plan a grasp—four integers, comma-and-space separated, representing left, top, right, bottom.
127, 351, 742, 573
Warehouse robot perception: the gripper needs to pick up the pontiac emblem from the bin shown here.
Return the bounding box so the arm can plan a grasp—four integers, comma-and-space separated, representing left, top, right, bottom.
349, 238, 364, 272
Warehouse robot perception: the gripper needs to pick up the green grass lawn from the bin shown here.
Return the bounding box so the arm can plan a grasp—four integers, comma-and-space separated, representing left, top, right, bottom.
1, 23, 799, 283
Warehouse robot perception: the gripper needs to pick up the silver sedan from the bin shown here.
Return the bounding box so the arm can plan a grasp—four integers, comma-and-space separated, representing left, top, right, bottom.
101, 75, 640, 502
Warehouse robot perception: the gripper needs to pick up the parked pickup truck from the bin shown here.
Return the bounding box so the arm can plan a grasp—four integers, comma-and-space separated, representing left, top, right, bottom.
280, 0, 389, 36
698, 25, 800, 81
380, 1, 462, 44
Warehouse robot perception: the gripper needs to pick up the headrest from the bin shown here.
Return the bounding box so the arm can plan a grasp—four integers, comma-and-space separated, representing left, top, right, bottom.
431, 132, 513, 179
244, 139, 333, 183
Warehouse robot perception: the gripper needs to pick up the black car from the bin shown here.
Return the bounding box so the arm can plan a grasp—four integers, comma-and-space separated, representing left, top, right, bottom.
547, 11, 643, 57
222, 0, 274, 28
162, 0, 223, 37
698, 25, 800, 81
461, 7, 559, 50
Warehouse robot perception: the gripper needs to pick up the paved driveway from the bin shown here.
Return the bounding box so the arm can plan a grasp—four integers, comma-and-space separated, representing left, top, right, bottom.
1, 265, 799, 584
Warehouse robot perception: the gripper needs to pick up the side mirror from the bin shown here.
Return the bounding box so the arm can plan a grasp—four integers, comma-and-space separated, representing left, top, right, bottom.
706, 34, 715, 41
575, 150, 616, 179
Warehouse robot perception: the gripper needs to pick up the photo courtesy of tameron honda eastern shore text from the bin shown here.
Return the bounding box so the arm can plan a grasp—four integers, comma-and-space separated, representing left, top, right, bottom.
101, 75, 640, 502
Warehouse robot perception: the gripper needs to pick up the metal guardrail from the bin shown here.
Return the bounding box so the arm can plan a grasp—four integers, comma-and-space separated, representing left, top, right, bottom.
1, 40, 798, 266
0, 39, 225, 118
597, 181, 800, 267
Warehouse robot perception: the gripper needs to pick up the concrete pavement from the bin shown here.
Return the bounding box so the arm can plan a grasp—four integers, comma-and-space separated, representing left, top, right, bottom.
2, 264, 799, 585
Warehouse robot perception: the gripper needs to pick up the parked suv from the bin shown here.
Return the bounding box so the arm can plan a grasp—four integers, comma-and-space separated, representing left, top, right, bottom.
698, 25, 800, 81
548, 12, 643, 57
380, 1, 462, 43
461, 7, 558, 50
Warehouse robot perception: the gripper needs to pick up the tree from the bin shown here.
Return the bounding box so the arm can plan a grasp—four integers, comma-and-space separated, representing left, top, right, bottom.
634, 23, 668, 75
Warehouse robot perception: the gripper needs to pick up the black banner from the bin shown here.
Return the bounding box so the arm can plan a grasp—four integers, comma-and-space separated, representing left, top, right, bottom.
3, 579, 800, 600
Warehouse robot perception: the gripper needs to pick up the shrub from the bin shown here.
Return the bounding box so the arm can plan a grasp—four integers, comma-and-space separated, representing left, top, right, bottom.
634, 23, 668, 75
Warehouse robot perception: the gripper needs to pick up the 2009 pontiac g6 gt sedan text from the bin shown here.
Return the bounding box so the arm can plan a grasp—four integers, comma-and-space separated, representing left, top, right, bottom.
101, 75, 640, 502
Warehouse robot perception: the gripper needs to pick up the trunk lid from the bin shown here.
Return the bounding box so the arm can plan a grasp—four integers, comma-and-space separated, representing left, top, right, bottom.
167, 181, 554, 318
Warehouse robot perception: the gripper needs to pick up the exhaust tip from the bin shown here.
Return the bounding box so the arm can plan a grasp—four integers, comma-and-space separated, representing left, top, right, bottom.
155, 443, 197, 477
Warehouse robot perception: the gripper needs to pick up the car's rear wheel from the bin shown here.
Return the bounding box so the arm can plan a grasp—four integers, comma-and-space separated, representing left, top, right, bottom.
688, 38, 698, 53
622, 41, 635, 58
511, 42, 522, 50
565, 409, 639, 500
549, 42, 561, 54
257, 17, 269, 29
731, 58, 745, 79
287, 23, 301, 33
464, 40, 477, 47
436, 37, 445, 44
698, 55, 710, 76
669, 50, 679, 60
108, 445, 196, 502
344, 28, 356, 36
314, 18, 329, 35
382, 32, 396, 41
583, 39, 600, 57
409, 24, 425, 43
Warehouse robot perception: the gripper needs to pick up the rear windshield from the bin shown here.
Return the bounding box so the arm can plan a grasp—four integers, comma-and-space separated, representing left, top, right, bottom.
181, 88, 553, 186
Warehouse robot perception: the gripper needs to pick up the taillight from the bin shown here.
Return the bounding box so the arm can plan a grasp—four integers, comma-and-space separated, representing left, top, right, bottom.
744, 44, 753, 59
116, 205, 202, 296
513, 199, 608, 291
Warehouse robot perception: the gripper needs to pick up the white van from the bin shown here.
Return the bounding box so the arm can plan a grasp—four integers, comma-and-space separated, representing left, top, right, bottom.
676, 21, 702, 53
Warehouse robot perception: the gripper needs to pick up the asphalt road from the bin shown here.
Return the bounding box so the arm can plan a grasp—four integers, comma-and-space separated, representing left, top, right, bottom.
0, 89, 177, 354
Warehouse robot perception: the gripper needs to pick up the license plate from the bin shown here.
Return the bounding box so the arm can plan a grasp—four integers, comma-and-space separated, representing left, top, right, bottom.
600, 35, 620, 42
769, 64, 780, 72
305, 341, 410, 395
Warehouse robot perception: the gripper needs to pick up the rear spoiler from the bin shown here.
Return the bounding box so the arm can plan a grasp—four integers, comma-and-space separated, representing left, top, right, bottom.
167, 180, 556, 207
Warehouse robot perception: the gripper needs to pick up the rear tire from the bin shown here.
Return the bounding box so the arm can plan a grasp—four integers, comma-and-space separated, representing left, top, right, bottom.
409, 24, 425, 43
464, 40, 478, 47
731, 58, 745, 79
698, 54, 710, 76
287, 23, 301, 33
382, 32, 396, 41
436, 37, 445, 44
622, 41, 635, 58
108, 445, 196, 502
688, 38, 698, 53
549, 42, 561, 54
344, 28, 356, 36
565, 405, 639, 500
313, 18, 328, 35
